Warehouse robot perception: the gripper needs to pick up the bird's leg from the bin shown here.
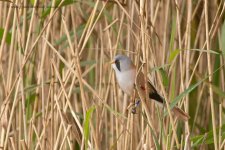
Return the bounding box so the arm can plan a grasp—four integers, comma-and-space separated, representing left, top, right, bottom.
131, 89, 138, 114
127, 90, 140, 114
131, 99, 141, 114
131, 89, 142, 114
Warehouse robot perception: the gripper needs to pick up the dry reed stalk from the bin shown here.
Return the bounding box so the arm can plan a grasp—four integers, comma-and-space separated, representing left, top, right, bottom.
204, 0, 218, 149
0, 0, 224, 149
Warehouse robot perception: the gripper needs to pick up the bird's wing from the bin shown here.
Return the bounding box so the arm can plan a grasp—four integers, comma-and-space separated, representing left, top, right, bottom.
135, 71, 164, 104
135, 71, 190, 121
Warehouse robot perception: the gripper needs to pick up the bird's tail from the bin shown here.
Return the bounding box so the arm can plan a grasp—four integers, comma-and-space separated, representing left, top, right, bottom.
172, 106, 190, 122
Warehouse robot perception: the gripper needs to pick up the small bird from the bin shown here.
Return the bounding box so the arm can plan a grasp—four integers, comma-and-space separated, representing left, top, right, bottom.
111, 54, 189, 121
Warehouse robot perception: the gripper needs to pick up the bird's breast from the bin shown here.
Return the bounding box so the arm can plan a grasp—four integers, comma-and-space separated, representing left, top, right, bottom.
116, 69, 136, 95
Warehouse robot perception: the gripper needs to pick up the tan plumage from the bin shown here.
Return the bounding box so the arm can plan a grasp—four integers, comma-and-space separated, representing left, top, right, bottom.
136, 71, 190, 121
111, 55, 190, 122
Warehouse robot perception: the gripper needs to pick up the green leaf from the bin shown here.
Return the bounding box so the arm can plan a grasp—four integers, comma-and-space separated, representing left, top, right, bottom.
159, 68, 169, 87
30, 0, 35, 6
187, 49, 220, 55
213, 54, 221, 85
221, 20, 225, 57
0, 28, 12, 44
84, 106, 95, 150
191, 124, 225, 147
164, 64, 224, 116
150, 64, 170, 88
41, 8, 51, 19
150, 64, 170, 72
191, 134, 207, 147
80, 60, 96, 67
210, 84, 225, 98
164, 78, 205, 117
170, 67, 176, 101
41, 0, 78, 19
169, 49, 181, 63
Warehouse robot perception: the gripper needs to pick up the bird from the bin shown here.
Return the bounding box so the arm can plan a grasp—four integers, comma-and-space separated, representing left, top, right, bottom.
111, 54, 190, 121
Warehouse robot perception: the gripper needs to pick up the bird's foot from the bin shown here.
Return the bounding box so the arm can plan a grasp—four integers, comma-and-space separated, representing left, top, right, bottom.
131, 100, 141, 114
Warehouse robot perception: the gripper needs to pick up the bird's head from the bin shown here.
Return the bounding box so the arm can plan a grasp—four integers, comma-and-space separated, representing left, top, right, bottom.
111, 55, 135, 72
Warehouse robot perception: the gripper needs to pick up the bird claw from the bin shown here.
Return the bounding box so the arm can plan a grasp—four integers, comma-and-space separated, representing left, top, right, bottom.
131, 100, 141, 114
131, 107, 137, 114
134, 99, 141, 107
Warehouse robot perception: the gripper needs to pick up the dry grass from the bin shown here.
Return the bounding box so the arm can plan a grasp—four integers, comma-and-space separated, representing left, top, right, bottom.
0, 0, 225, 149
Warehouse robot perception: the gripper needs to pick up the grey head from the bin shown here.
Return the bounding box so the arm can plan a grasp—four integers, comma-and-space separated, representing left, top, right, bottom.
112, 55, 134, 72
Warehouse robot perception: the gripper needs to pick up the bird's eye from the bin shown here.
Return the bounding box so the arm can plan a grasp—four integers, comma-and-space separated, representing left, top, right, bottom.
115, 60, 121, 71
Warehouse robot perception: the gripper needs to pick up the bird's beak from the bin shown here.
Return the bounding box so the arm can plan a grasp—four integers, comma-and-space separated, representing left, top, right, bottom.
109, 60, 115, 64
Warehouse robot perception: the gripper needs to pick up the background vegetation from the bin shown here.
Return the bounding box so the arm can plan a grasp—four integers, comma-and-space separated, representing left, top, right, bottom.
0, 0, 225, 149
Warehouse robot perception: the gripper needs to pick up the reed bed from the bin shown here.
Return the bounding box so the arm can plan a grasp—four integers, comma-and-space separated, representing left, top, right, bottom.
0, 0, 225, 149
